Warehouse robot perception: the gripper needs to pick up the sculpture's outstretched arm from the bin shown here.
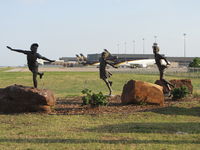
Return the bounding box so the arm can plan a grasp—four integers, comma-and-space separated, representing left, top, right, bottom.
7, 46, 28, 54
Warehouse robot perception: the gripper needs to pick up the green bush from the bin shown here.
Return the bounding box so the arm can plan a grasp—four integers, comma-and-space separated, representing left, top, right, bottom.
81, 88, 108, 106
189, 57, 200, 67
81, 88, 92, 105
172, 86, 189, 100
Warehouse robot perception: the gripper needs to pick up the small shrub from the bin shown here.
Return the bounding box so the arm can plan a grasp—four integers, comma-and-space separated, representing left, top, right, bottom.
172, 86, 189, 100
91, 92, 108, 106
81, 88, 108, 106
81, 88, 92, 105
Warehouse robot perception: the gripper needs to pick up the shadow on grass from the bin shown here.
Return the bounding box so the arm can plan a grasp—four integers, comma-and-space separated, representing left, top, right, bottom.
0, 138, 199, 144
57, 98, 82, 105
150, 106, 200, 117
87, 122, 200, 134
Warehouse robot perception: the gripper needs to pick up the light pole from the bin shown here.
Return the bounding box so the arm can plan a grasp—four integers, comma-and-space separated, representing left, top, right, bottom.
124, 42, 127, 62
133, 40, 135, 54
117, 43, 120, 56
142, 38, 145, 54
183, 33, 186, 57
154, 35, 157, 43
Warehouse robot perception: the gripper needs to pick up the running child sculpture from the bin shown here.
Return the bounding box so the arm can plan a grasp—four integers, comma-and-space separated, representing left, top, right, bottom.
7, 43, 55, 88
153, 43, 174, 95
99, 49, 118, 96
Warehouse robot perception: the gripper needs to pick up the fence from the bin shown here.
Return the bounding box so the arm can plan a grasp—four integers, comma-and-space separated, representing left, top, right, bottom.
111, 67, 200, 78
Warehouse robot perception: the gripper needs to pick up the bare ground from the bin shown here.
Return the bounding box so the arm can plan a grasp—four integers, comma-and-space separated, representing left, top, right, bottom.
53, 95, 200, 115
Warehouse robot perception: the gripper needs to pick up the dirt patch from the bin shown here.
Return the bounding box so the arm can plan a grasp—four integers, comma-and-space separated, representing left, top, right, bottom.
53, 96, 200, 115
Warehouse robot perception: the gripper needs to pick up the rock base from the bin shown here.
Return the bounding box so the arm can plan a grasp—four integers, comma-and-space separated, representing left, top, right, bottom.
155, 79, 193, 94
121, 80, 164, 106
0, 85, 56, 113
154, 80, 170, 94
170, 79, 193, 94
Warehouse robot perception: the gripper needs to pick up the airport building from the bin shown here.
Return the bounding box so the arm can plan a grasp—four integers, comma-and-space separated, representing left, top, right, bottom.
59, 54, 195, 67
87, 54, 195, 66
59, 57, 77, 62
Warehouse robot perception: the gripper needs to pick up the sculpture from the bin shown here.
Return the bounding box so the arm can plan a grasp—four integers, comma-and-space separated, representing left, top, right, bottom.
7, 43, 55, 88
99, 49, 118, 96
153, 43, 174, 94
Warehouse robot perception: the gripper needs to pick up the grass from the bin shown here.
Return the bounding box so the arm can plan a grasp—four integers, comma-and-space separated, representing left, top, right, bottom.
0, 101, 200, 150
0, 67, 200, 150
1, 68, 200, 97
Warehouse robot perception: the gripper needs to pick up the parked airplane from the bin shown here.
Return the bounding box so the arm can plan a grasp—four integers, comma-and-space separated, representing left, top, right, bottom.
76, 50, 117, 66
75, 54, 82, 62
37, 59, 66, 65
80, 53, 87, 62
75, 50, 157, 68
115, 59, 156, 68
76, 53, 88, 65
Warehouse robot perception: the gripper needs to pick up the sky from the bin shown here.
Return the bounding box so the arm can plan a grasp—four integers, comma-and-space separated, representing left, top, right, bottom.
0, 0, 200, 66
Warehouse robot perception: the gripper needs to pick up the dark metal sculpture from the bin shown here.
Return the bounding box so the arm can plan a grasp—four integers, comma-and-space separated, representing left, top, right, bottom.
7, 43, 55, 88
99, 49, 118, 96
153, 43, 174, 93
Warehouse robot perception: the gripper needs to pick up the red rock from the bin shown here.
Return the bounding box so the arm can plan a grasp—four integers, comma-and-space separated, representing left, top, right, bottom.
155, 79, 193, 94
121, 80, 164, 106
154, 80, 170, 94
0, 85, 56, 113
169, 79, 193, 94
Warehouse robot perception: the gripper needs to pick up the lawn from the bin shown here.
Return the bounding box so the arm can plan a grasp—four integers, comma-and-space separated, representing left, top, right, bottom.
0, 68, 200, 150
1, 67, 200, 97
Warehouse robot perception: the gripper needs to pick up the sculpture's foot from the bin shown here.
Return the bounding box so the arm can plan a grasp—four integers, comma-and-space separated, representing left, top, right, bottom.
164, 91, 172, 97
108, 90, 113, 97
40, 73, 44, 79
171, 84, 175, 88
168, 86, 171, 91
109, 81, 113, 87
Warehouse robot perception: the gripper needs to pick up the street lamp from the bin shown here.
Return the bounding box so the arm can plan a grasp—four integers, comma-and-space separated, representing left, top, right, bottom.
124, 42, 127, 62
183, 33, 186, 57
117, 43, 120, 56
142, 38, 145, 54
154, 35, 157, 43
133, 40, 135, 54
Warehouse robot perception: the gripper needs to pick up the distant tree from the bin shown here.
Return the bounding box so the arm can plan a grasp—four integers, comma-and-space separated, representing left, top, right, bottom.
189, 57, 200, 67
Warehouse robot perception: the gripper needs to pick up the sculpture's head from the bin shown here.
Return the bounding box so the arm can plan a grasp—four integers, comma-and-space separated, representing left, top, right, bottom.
102, 49, 118, 62
152, 43, 159, 54
101, 52, 107, 59
30, 43, 39, 53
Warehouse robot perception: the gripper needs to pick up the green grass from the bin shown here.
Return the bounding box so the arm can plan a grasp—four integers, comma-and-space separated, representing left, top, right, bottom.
0, 68, 200, 149
1, 68, 200, 97
0, 101, 200, 150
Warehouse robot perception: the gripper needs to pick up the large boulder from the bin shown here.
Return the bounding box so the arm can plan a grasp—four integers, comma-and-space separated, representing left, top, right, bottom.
0, 85, 56, 113
154, 80, 170, 94
121, 80, 164, 106
155, 79, 193, 94
170, 79, 193, 94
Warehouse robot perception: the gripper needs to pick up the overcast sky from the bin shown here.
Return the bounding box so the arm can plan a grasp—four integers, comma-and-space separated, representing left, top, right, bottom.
0, 0, 200, 66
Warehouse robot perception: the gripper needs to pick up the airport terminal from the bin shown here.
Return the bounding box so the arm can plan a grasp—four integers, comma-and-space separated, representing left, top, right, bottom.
59, 53, 195, 67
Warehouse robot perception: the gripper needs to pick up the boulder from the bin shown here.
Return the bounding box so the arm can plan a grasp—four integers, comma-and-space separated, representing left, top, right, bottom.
155, 79, 193, 94
121, 80, 164, 106
169, 79, 193, 94
0, 85, 56, 113
154, 80, 170, 94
